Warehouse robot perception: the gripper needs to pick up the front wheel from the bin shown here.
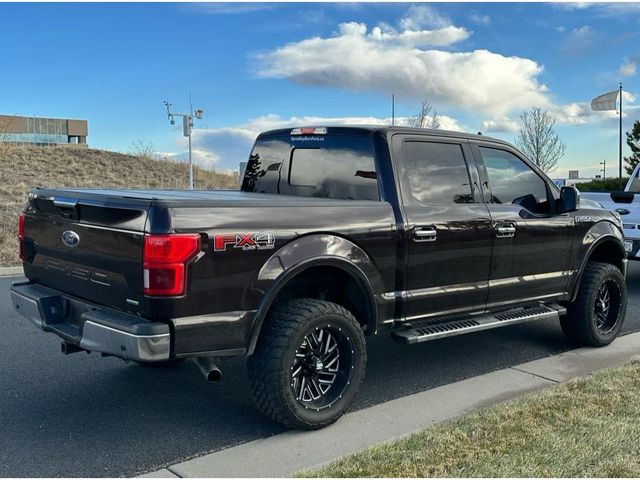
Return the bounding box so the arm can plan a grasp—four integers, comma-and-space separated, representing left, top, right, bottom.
247, 298, 366, 430
560, 262, 626, 347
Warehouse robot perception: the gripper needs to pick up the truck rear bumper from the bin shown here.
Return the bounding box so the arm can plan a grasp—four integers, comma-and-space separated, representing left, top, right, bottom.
10, 282, 170, 362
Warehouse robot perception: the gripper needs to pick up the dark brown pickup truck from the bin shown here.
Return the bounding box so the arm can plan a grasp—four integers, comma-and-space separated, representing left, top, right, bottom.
12, 125, 627, 429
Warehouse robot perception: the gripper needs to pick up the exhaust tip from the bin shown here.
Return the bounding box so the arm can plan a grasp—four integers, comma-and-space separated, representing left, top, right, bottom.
193, 357, 222, 382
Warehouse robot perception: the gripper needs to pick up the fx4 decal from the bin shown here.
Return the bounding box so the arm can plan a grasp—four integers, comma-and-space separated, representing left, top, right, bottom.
213, 232, 276, 252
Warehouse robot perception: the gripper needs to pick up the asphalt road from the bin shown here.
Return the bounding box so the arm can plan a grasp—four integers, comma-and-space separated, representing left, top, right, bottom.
2, 265, 640, 477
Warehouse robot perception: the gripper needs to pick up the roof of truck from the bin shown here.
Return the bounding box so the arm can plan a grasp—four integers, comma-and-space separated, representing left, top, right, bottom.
258, 125, 513, 147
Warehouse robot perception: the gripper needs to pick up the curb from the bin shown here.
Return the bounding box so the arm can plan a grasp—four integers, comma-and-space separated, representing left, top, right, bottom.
0, 266, 23, 277
139, 331, 640, 478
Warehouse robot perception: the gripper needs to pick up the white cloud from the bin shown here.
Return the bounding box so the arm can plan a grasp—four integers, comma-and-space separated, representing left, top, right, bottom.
399, 5, 452, 30
469, 13, 491, 26
256, 21, 549, 117
554, 2, 640, 15
481, 117, 520, 133
481, 92, 638, 134
619, 59, 637, 77
368, 23, 471, 48
562, 25, 599, 56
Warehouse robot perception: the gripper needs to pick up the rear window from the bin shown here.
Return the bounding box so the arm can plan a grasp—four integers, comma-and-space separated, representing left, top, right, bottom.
241, 134, 379, 201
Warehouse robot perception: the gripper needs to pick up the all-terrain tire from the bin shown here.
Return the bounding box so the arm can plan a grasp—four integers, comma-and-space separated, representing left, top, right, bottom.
560, 261, 626, 347
247, 298, 366, 430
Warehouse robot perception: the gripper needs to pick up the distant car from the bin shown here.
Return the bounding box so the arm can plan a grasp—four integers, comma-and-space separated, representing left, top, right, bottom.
581, 163, 640, 259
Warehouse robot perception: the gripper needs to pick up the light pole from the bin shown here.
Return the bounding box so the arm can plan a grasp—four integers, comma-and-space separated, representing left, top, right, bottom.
164, 100, 204, 190
600, 160, 606, 182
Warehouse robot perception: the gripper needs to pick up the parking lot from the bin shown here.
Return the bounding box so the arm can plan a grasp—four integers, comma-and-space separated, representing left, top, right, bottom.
2, 264, 640, 477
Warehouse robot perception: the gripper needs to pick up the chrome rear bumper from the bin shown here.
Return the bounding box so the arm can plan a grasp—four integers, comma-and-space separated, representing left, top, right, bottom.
10, 282, 170, 362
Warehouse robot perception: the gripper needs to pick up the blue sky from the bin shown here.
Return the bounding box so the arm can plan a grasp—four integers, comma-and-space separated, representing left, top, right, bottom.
2, 2, 640, 178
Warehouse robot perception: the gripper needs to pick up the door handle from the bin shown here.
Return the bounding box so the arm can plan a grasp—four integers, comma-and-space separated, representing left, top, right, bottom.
413, 227, 437, 242
496, 224, 516, 238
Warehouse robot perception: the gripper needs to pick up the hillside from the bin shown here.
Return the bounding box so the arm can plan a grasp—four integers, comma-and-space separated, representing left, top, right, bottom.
0, 145, 237, 266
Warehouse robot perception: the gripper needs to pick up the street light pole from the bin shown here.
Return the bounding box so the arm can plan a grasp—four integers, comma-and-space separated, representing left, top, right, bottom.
163, 100, 204, 190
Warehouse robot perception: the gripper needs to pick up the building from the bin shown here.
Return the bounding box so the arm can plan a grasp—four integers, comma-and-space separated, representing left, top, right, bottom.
0, 114, 88, 147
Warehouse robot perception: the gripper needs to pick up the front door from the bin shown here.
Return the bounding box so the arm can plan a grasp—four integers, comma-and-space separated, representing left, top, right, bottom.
472, 144, 574, 308
394, 136, 493, 322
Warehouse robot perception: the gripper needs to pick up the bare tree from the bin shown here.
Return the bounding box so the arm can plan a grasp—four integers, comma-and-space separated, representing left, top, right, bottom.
129, 140, 156, 160
515, 107, 566, 173
407, 100, 441, 129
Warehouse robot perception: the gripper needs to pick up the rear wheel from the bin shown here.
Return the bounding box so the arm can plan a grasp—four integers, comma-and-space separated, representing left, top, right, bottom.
247, 298, 366, 430
560, 262, 626, 347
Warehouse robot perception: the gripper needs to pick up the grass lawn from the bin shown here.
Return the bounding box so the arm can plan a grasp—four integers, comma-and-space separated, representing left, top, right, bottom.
299, 360, 640, 478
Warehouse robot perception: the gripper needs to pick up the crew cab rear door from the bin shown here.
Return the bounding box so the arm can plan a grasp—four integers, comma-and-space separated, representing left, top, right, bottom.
471, 143, 574, 308
392, 134, 493, 321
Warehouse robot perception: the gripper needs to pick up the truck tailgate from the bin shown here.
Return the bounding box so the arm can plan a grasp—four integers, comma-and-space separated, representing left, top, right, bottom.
22, 191, 151, 313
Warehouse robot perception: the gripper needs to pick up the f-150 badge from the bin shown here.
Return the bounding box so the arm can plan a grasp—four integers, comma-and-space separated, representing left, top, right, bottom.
213, 232, 276, 252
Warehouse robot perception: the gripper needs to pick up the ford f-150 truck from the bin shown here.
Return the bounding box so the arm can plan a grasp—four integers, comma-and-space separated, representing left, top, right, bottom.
11, 126, 628, 429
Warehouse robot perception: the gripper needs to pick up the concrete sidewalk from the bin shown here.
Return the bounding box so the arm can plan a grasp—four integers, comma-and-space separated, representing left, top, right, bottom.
0, 267, 23, 277
140, 331, 640, 478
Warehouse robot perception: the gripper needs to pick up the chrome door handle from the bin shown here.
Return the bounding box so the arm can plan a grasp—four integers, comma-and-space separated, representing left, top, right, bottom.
496, 225, 516, 238
413, 227, 437, 242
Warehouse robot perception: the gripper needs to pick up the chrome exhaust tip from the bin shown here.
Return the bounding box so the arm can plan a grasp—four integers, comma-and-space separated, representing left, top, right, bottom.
194, 356, 222, 382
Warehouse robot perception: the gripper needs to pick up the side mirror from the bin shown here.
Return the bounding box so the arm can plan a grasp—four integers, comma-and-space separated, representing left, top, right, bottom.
559, 186, 580, 213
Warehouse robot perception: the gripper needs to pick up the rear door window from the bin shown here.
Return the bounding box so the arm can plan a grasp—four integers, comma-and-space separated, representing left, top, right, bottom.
401, 141, 474, 205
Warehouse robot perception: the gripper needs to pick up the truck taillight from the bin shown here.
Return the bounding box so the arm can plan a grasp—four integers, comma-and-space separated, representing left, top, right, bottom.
18, 214, 25, 261
143, 233, 200, 296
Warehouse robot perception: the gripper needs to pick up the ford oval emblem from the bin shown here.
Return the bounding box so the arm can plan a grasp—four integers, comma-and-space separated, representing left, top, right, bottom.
62, 230, 80, 248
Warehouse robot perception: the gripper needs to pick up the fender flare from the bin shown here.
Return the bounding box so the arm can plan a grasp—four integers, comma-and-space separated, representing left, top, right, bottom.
570, 232, 625, 302
245, 234, 383, 355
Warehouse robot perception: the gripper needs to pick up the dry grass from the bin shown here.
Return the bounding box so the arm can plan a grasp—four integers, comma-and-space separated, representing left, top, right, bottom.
1, 145, 237, 266
299, 360, 640, 478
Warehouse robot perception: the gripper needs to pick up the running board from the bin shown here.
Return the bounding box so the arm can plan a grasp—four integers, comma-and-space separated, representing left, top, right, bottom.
391, 304, 566, 345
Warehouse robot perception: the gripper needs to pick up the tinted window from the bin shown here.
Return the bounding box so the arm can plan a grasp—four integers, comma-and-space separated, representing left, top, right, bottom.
241, 139, 289, 194
242, 135, 379, 201
402, 141, 473, 205
480, 147, 550, 214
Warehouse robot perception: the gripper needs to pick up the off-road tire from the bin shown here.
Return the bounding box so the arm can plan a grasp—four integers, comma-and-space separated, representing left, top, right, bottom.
247, 298, 366, 430
560, 261, 626, 347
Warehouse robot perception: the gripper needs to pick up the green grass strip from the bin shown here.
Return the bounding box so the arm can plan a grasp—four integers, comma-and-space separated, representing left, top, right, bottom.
299, 360, 640, 478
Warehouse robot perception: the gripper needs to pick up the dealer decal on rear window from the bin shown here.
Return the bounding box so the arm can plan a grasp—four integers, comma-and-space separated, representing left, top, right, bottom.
213, 232, 276, 252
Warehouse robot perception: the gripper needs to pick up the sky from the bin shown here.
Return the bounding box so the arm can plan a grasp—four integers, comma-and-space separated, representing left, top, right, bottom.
2, 1, 640, 178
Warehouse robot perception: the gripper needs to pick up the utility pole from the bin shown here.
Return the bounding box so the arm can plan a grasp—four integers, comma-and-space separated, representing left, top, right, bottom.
163, 100, 204, 190
600, 160, 606, 182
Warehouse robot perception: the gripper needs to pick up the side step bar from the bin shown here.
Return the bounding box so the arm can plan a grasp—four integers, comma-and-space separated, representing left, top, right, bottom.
391, 304, 566, 345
